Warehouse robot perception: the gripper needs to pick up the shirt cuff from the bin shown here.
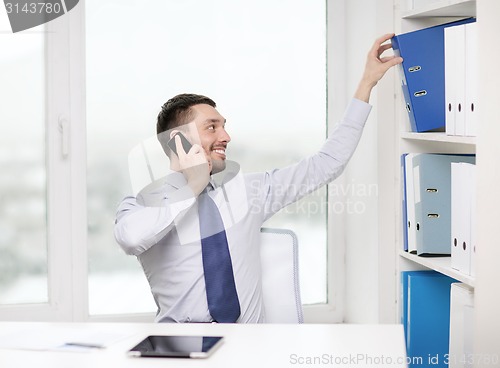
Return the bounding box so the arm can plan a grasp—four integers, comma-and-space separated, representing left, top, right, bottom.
343, 98, 372, 129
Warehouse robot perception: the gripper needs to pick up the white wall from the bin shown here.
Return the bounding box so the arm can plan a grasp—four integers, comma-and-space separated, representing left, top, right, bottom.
339, 0, 395, 323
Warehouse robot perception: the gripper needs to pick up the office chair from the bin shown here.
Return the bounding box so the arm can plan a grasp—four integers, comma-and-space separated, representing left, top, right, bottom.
259, 228, 304, 323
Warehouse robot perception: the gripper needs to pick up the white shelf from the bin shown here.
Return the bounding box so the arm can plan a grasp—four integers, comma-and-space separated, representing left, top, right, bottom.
401, 132, 477, 145
399, 250, 475, 287
403, 0, 476, 18
388, 0, 500, 354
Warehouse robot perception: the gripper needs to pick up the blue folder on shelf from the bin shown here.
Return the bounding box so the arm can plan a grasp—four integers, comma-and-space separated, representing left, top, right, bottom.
401, 271, 457, 368
412, 153, 475, 256
391, 18, 475, 132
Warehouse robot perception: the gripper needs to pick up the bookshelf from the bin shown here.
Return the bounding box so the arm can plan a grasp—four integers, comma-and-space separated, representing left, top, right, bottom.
394, 0, 477, 310
378, 0, 500, 359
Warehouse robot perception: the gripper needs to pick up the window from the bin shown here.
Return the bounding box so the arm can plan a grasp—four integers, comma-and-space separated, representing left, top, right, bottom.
86, 0, 327, 315
0, 12, 47, 305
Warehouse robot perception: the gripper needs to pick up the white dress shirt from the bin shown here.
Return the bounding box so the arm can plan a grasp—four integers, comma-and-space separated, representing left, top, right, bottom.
114, 98, 371, 323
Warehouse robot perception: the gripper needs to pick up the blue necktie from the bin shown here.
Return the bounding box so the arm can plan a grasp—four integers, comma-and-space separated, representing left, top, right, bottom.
198, 188, 240, 323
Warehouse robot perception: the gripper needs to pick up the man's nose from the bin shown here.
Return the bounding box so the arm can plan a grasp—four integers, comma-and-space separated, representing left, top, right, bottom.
220, 128, 231, 143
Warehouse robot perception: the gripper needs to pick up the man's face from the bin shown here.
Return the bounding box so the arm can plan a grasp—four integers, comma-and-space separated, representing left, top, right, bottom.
190, 104, 231, 174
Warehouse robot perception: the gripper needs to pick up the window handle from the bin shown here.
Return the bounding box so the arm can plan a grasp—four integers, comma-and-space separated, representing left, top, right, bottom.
58, 115, 70, 158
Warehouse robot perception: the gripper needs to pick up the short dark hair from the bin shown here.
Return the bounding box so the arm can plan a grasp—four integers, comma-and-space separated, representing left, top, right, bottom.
156, 93, 217, 135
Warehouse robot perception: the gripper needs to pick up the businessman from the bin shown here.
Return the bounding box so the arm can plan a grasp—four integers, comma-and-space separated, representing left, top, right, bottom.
114, 34, 403, 323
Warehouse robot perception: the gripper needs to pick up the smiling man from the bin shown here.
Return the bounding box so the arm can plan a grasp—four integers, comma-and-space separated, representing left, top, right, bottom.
114, 34, 403, 323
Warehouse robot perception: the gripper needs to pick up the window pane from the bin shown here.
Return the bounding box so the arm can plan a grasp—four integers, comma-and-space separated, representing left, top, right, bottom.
0, 14, 47, 304
86, 0, 326, 315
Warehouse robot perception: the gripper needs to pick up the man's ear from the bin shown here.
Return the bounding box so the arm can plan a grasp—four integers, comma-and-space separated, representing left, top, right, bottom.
169, 130, 180, 139
156, 130, 173, 156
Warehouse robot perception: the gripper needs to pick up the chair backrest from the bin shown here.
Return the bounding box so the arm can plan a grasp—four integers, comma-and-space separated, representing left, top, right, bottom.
259, 228, 303, 323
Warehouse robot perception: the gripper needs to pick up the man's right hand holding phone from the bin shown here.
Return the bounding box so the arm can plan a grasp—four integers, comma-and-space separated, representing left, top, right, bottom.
173, 134, 210, 196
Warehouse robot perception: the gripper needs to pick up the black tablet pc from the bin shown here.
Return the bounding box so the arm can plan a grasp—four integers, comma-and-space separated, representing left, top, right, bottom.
127, 335, 224, 359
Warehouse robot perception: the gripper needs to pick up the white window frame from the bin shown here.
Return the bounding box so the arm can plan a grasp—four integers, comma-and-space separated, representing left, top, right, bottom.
302, 0, 348, 324
0, 4, 87, 321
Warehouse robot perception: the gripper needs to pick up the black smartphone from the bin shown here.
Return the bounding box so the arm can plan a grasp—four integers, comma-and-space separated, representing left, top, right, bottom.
167, 132, 193, 156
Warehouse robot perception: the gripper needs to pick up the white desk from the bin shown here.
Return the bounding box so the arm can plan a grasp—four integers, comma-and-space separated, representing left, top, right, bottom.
0, 322, 407, 367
